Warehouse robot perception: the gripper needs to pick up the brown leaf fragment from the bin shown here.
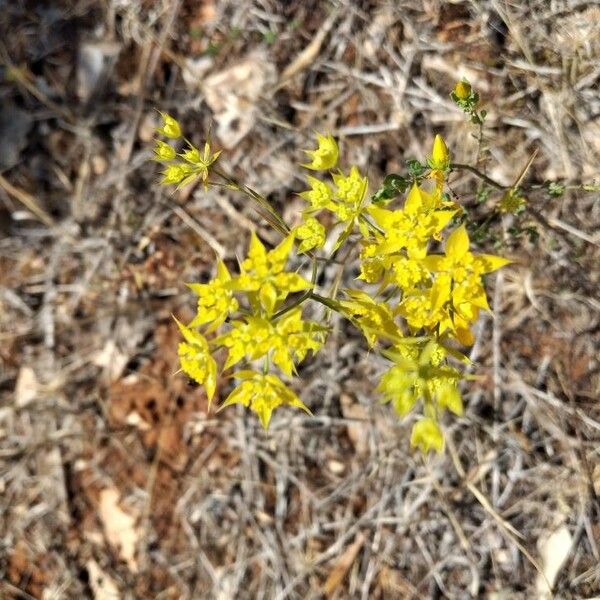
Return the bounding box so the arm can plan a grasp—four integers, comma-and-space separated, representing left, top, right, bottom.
322, 533, 365, 598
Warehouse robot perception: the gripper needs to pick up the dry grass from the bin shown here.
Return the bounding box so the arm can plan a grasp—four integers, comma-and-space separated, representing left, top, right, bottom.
1, 1, 599, 598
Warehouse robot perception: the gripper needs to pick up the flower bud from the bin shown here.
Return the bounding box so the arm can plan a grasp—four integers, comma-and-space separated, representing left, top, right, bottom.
453, 80, 472, 100
430, 134, 450, 170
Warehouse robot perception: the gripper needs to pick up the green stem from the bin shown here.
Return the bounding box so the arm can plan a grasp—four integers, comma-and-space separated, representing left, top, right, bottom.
450, 163, 506, 190
272, 258, 319, 320
359, 212, 385, 235
308, 292, 344, 313
451, 163, 599, 196
213, 168, 290, 235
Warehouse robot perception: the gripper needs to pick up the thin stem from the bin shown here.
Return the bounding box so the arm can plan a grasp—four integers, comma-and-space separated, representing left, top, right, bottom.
212, 168, 290, 235
308, 292, 343, 313
451, 162, 599, 196
272, 258, 319, 320
450, 163, 506, 190
475, 118, 485, 170
359, 212, 385, 235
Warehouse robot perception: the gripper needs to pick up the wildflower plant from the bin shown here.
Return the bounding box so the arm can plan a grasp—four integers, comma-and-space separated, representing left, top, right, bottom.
152, 83, 518, 453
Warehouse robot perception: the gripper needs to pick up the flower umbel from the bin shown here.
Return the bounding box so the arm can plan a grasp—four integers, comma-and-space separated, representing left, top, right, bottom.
187, 260, 238, 332
175, 319, 218, 407
231, 233, 311, 315
156, 98, 514, 453
422, 224, 511, 343
156, 112, 182, 139
154, 113, 220, 189
302, 133, 339, 171
219, 371, 311, 429
293, 217, 326, 253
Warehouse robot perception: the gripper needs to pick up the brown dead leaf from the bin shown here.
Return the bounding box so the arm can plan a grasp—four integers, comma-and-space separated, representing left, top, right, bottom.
322, 533, 365, 598
7, 540, 50, 598
108, 373, 199, 472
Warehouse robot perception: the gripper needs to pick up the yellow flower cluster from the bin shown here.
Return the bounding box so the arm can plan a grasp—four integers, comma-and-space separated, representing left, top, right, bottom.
216, 309, 325, 376
232, 233, 312, 315
153, 112, 220, 188
155, 100, 511, 452
178, 229, 323, 428
220, 371, 311, 430
377, 340, 463, 453
297, 136, 371, 249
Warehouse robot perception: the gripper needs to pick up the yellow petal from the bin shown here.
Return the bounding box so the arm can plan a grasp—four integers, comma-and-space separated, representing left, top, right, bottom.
219, 382, 252, 409
431, 275, 451, 311
474, 254, 512, 273
421, 255, 445, 273
269, 233, 295, 265
445, 225, 470, 259
404, 183, 424, 214
216, 259, 231, 282
437, 384, 463, 416
259, 282, 278, 314
205, 356, 218, 407
174, 317, 207, 348
431, 210, 456, 233
393, 390, 417, 416
248, 231, 267, 261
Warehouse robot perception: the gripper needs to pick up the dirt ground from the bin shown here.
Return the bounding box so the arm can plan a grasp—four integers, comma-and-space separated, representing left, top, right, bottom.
1, 1, 599, 598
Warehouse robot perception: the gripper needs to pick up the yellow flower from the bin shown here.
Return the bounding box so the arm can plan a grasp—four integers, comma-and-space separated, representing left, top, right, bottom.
358, 241, 391, 283
156, 112, 182, 139
302, 133, 339, 170
421, 225, 511, 340
299, 176, 334, 211
340, 289, 399, 346
378, 341, 463, 442
160, 163, 195, 186
398, 290, 442, 331
216, 317, 271, 370
410, 418, 444, 453
175, 318, 218, 407
294, 217, 326, 253
217, 309, 325, 375
153, 139, 176, 161
219, 371, 311, 429
187, 260, 238, 331
391, 257, 428, 291
332, 166, 368, 209
179, 141, 221, 183
453, 79, 472, 101
367, 184, 455, 259
231, 233, 311, 314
